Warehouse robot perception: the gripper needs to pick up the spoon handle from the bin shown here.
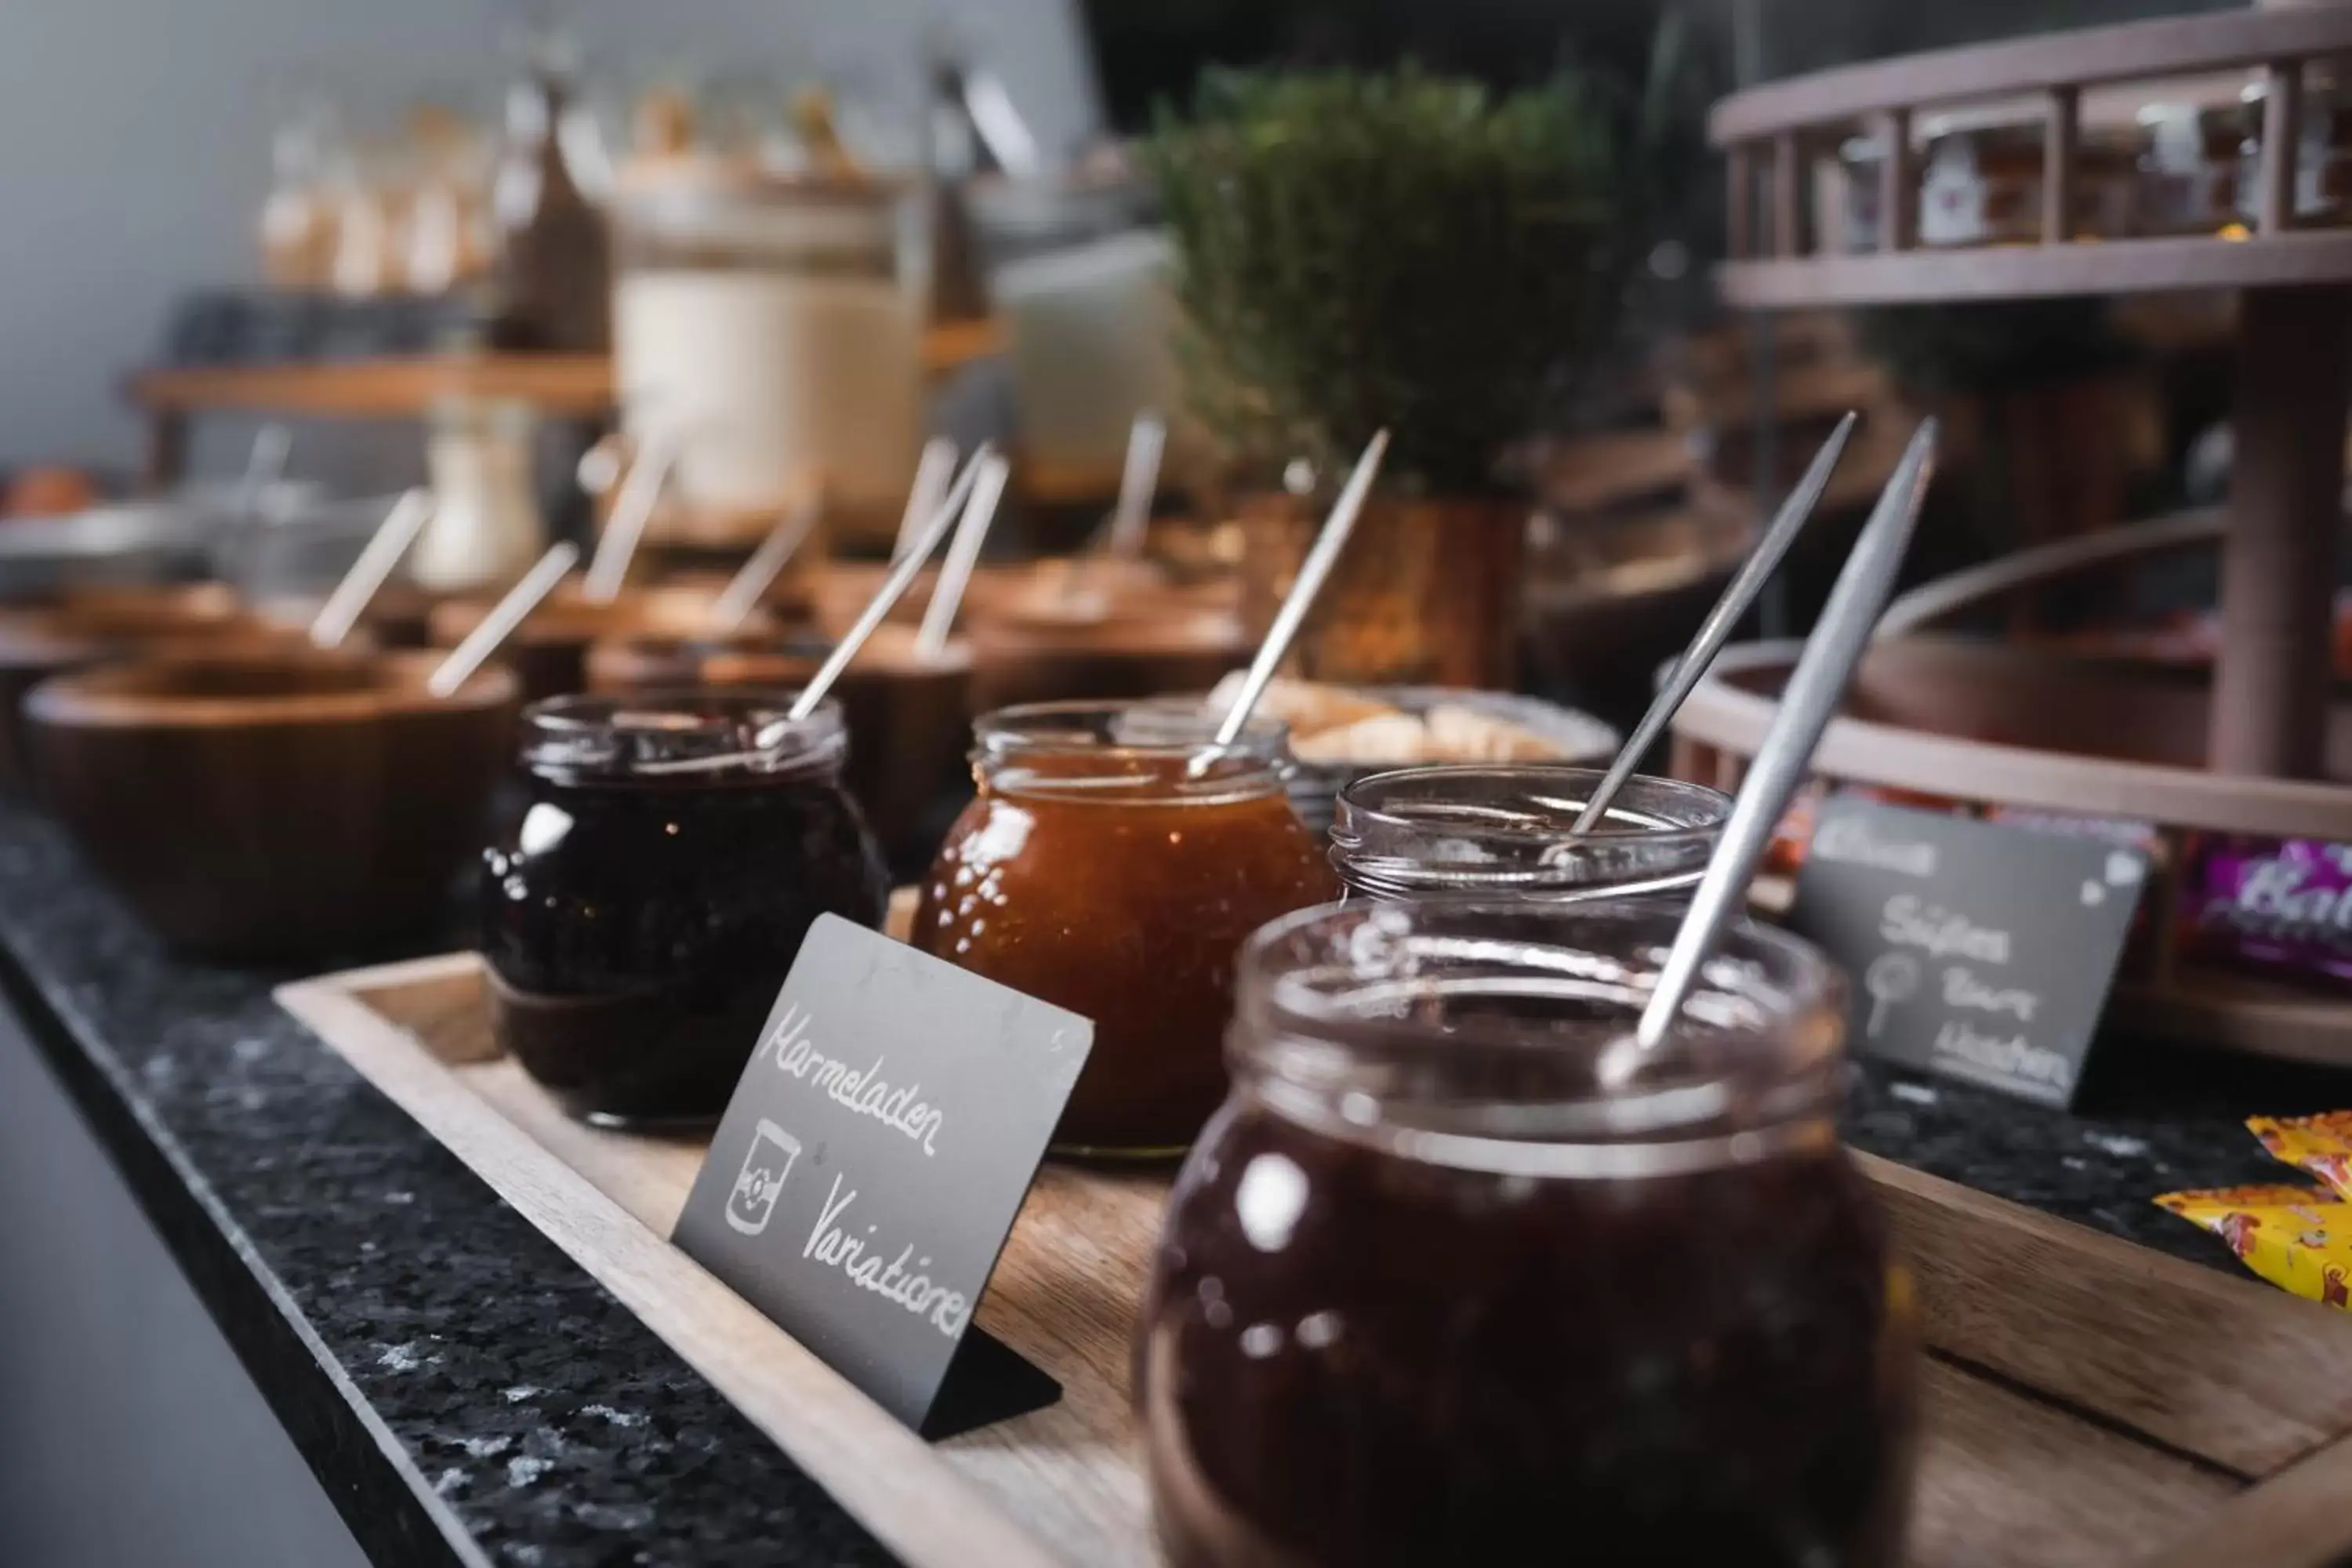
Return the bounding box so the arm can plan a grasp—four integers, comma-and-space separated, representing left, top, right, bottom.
1634, 419, 1940, 1054
1214, 430, 1389, 747
1573, 412, 1857, 833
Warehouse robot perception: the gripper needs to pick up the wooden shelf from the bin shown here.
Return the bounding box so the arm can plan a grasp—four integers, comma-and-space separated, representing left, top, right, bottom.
125, 321, 1006, 423
1710, 8, 2352, 147
1721, 230, 2352, 310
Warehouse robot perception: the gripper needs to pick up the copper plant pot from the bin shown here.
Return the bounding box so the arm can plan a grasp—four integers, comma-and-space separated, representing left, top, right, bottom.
1238, 490, 1529, 688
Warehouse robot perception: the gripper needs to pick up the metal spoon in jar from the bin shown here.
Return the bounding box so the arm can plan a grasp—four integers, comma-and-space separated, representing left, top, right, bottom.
309, 488, 434, 649
712, 475, 826, 632
425, 541, 582, 699
1612, 419, 1939, 1073
914, 455, 1014, 662
1568, 412, 1858, 836
1210, 429, 1391, 751
782, 447, 997, 724
582, 426, 681, 603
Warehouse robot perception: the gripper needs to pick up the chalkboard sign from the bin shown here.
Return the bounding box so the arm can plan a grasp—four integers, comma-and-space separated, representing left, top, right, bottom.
1786, 797, 2147, 1109
673, 915, 1094, 1437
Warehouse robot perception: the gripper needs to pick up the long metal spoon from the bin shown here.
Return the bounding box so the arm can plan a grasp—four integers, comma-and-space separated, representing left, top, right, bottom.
1213, 430, 1390, 748
426, 542, 581, 699
713, 479, 825, 631
785, 447, 993, 722
582, 429, 680, 603
1624, 418, 1940, 1063
1571, 412, 1857, 834
310, 489, 434, 649
914, 455, 1014, 662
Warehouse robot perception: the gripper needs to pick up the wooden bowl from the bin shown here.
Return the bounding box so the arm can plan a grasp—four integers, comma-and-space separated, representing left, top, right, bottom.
0, 588, 284, 796
26, 649, 519, 960
586, 622, 974, 859
968, 602, 1250, 713
430, 583, 762, 702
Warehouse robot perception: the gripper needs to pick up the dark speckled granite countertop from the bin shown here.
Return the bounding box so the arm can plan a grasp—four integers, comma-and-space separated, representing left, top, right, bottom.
2, 794, 2343, 1565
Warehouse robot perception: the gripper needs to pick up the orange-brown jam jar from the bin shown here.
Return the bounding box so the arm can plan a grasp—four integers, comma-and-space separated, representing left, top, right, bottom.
914, 702, 1338, 1155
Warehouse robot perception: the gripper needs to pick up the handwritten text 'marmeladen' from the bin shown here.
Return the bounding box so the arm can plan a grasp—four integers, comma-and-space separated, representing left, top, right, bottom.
755, 1004, 947, 1158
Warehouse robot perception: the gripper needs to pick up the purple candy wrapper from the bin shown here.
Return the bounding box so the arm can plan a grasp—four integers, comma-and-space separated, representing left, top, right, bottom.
2184, 836, 2352, 988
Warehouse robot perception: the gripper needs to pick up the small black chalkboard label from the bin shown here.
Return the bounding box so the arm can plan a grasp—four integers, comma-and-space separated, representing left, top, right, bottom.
672, 915, 1094, 1437
1786, 797, 2146, 1109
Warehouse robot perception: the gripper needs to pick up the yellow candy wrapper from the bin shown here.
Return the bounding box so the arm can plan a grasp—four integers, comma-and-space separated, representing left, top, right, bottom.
2154, 1183, 2352, 1308
2249, 1111, 2352, 1202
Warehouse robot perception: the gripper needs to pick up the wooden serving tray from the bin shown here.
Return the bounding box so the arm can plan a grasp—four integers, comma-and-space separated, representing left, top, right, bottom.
279, 931, 2352, 1568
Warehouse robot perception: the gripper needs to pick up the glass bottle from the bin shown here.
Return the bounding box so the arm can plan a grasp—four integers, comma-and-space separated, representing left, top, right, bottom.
488, 45, 613, 350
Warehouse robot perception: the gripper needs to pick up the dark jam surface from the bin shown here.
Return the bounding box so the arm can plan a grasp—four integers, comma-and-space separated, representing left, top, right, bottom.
481, 768, 887, 1124
1138, 1102, 1918, 1567
915, 772, 1336, 1154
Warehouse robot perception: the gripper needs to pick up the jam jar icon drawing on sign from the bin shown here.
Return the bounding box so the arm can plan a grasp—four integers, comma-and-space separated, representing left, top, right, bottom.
728, 1119, 803, 1235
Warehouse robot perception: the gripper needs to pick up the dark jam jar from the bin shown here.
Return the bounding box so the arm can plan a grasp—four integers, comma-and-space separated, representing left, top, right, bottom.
481, 691, 887, 1126
915, 702, 1337, 1156
1329, 764, 1730, 902
1138, 900, 1918, 1567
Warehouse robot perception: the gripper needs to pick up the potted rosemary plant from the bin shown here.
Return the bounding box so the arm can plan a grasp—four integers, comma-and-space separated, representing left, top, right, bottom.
1146, 65, 1623, 685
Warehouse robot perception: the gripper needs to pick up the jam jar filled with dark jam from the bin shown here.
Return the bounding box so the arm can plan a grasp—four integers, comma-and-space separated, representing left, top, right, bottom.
1138, 899, 1918, 1567
915, 702, 1337, 1156
1329, 765, 1731, 902
481, 691, 887, 1126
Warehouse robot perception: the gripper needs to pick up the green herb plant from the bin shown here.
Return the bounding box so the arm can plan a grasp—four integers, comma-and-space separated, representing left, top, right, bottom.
1145, 66, 1623, 496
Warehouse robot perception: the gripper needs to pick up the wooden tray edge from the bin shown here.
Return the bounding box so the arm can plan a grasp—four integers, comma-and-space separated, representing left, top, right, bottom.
274, 967, 1070, 1568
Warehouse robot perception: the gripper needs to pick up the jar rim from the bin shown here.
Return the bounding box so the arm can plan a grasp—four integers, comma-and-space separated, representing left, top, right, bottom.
1232, 899, 1846, 1160
972, 699, 1295, 805
1331, 766, 1731, 898
521, 688, 847, 781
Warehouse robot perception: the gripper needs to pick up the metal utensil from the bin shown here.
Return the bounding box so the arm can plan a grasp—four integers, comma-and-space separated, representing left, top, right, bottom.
1572, 413, 1858, 834
786, 448, 993, 722
914, 455, 1014, 662
426, 543, 580, 699
1625, 418, 1940, 1061
1213, 430, 1389, 748
713, 480, 825, 631
582, 429, 680, 602
893, 438, 960, 563
310, 489, 434, 649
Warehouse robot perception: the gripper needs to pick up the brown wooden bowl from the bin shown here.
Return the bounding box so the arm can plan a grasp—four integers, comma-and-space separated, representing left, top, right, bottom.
0, 590, 291, 796
25, 649, 519, 960
586, 621, 974, 858
429, 583, 762, 702
967, 603, 1250, 713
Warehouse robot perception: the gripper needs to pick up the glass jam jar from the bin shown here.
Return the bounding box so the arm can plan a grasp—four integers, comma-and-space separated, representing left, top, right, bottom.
914, 702, 1338, 1155
481, 691, 887, 1126
1328, 765, 1730, 902
1138, 899, 1918, 1566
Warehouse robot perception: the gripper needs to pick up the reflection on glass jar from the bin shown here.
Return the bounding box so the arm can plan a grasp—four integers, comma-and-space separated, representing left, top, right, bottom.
1138, 900, 1919, 1566
914, 702, 1337, 1155
481, 691, 887, 1127
1328, 765, 1729, 902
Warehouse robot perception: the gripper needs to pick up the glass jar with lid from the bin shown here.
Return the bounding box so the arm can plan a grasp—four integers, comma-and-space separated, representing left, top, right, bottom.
1328, 765, 1730, 902
913, 701, 1337, 1155
481, 691, 887, 1126
1138, 898, 1919, 1566
613, 168, 926, 550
